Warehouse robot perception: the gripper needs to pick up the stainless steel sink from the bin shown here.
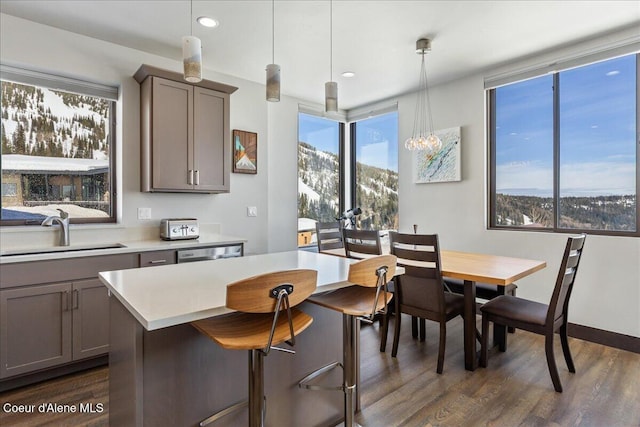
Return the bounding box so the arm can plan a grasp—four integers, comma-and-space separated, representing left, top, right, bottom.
0, 243, 126, 257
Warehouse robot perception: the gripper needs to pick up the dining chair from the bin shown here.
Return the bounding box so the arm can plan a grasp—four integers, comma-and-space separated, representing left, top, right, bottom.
480, 234, 586, 392
342, 228, 382, 259
315, 221, 344, 252
191, 269, 317, 426
381, 231, 465, 374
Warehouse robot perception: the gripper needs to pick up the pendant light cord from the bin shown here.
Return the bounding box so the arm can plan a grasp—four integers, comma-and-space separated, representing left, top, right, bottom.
330, 0, 333, 82
190, 0, 193, 36
272, 0, 275, 63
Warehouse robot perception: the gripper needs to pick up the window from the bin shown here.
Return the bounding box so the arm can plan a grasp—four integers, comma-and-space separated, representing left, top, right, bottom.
297, 112, 343, 247
1, 66, 117, 225
489, 54, 638, 235
351, 111, 398, 231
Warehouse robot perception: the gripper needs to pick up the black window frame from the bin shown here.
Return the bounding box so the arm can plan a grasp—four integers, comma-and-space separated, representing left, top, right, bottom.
1, 65, 118, 226
488, 53, 639, 237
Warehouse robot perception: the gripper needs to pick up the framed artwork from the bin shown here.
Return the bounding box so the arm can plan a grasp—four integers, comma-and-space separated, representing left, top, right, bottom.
413, 126, 461, 183
232, 129, 257, 174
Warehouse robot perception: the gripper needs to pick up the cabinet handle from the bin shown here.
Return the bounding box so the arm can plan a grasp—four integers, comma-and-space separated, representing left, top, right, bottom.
195, 170, 200, 185
149, 259, 167, 265
72, 289, 79, 310
188, 169, 194, 185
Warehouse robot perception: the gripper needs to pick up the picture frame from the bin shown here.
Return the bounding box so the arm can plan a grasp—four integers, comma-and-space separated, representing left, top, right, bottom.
232, 129, 257, 174
413, 126, 461, 183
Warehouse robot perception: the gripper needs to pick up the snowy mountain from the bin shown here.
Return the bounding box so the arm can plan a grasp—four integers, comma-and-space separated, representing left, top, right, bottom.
1, 81, 110, 159
298, 141, 398, 230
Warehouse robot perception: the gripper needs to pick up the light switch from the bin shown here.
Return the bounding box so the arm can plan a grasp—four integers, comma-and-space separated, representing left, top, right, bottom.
247, 206, 258, 217
138, 207, 152, 220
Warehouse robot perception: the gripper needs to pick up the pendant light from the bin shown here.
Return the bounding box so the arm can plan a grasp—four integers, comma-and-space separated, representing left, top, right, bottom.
405, 38, 441, 153
325, 0, 338, 112
182, 0, 202, 83
266, 0, 281, 102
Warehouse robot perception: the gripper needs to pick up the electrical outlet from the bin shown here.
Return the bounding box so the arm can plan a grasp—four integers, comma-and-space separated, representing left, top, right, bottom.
247, 206, 258, 217
138, 207, 152, 220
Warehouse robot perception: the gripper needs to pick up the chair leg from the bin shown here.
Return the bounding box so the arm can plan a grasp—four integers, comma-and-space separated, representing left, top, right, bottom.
480, 315, 489, 368
507, 288, 516, 333
419, 318, 426, 342
545, 333, 563, 393
560, 324, 575, 373
437, 321, 446, 374
411, 316, 418, 339
379, 309, 389, 353
391, 311, 401, 357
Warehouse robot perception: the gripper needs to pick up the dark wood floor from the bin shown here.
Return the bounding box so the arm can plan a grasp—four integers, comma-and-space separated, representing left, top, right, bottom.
1, 315, 639, 426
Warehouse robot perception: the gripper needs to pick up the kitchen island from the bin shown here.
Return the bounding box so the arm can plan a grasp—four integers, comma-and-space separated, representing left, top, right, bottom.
100, 250, 357, 427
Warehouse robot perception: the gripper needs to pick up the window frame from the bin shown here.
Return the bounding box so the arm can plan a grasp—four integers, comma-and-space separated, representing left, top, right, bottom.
1, 65, 118, 226
488, 54, 639, 237
349, 109, 399, 231
296, 110, 345, 226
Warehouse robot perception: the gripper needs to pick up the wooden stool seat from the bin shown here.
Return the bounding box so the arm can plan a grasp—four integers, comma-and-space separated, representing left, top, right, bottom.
309, 287, 393, 317
192, 309, 314, 351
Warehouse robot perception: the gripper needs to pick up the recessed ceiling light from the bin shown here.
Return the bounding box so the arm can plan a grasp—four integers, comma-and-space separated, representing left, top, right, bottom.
341, 71, 355, 78
197, 16, 219, 28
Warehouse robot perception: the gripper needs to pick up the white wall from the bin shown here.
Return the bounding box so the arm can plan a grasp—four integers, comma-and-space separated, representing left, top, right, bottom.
0, 14, 269, 254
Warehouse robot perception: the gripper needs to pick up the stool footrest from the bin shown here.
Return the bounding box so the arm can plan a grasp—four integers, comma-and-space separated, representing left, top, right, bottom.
298, 361, 344, 391
199, 400, 247, 427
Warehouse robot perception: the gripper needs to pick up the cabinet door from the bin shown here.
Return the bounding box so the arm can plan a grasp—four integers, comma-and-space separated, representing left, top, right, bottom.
193, 86, 229, 192
72, 279, 110, 360
0, 283, 72, 378
151, 77, 193, 190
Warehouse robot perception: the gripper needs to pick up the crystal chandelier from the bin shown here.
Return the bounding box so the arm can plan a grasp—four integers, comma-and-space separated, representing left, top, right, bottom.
405, 38, 441, 153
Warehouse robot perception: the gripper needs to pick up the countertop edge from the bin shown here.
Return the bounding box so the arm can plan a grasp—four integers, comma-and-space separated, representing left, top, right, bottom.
0, 234, 248, 264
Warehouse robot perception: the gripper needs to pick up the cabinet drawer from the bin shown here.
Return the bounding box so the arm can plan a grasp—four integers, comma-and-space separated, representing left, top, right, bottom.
139, 250, 177, 268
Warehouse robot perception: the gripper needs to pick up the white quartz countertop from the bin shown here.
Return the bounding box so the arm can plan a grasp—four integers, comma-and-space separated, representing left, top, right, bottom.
0, 233, 246, 264
99, 250, 357, 331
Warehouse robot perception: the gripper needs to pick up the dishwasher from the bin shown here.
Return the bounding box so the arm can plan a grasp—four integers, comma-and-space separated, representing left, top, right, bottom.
176, 244, 244, 263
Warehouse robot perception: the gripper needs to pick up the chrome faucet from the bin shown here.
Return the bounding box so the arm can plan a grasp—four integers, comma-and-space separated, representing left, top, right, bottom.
42, 208, 70, 246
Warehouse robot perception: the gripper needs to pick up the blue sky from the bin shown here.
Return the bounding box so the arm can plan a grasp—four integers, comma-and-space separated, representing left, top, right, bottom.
495, 54, 636, 196
299, 111, 398, 172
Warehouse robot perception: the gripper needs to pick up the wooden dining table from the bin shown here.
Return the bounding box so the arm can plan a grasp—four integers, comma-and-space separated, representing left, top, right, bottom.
321, 247, 546, 371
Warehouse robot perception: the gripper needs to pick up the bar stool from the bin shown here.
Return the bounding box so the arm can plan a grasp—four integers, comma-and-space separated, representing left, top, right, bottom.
191, 269, 317, 427
298, 255, 397, 427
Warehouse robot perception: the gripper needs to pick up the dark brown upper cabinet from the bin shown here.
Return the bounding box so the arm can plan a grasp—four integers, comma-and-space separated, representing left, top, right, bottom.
134, 65, 238, 193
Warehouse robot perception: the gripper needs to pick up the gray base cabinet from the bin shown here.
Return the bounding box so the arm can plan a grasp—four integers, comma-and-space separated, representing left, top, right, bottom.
0, 283, 73, 378
72, 279, 110, 360
0, 253, 137, 381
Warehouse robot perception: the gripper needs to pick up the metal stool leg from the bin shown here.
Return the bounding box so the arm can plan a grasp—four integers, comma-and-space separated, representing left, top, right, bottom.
249, 349, 265, 427
343, 313, 361, 427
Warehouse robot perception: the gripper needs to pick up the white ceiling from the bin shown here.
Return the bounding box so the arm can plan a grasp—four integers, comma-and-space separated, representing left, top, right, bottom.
1, 1, 639, 110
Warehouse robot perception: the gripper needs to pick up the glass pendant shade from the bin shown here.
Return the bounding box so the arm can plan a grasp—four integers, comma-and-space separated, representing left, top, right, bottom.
325, 81, 338, 112
182, 35, 202, 83
266, 64, 281, 102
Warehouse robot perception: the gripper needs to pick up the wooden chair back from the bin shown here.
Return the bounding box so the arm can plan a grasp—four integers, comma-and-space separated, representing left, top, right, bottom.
547, 234, 586, 324
226, 269, 318, 313
389, 231, 446, 314
316, 221, 344, 252
343, 228, 382, 259
347, 254, 397, 288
